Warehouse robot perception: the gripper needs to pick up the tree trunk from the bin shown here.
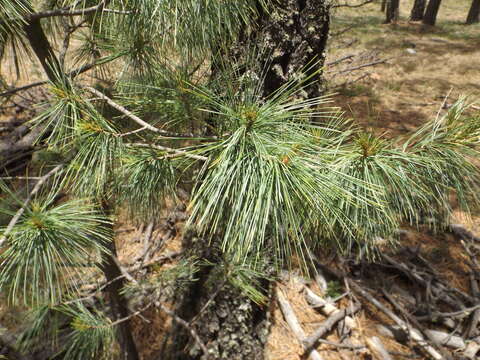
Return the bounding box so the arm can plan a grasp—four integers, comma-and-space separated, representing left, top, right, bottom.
165, 1, 331, 360
233, 0, 331, 99
466, 0, 480, 24
385, 0, 400, 23
23, 19, 63, 83
100, 239, 140, 360
422, 0, 442, 26
410, 0, 426, 21
381, 0, 387, 12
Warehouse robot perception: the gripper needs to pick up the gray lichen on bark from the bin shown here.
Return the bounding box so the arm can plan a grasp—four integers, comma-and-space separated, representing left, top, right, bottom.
243, 0, 331, 99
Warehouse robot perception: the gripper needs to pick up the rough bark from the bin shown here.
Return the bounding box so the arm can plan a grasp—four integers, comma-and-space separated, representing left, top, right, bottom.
233, 0, 331, 99
163, 235, 270, 360
422, 0, 442, 26
466, 0, 480, 24
385, 0, 400, 23
410, 0, 426, 21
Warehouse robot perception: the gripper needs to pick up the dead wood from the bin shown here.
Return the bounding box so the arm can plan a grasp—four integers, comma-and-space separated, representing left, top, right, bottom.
347, 279, 444, 359
381, 289, 454, 359
463, 340, 480, 359
276, 288, 324, 360
366, 336, 393, 360
380, 325, 466, 350
302, 302, 361, 357
450, 224, 480, 243
382, 254, 468, 310
304, 287, 357, 330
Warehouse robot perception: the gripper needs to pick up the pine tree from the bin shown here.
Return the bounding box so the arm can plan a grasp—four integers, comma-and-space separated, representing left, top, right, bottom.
1, 1, 480, 359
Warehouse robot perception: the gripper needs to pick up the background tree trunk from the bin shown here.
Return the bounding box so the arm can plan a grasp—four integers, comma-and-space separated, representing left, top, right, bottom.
466, 0, 480, 24
385, 0, 400, 23
381, 0, 387, 12
422, 0, 442, 25
410, 0, 426, 20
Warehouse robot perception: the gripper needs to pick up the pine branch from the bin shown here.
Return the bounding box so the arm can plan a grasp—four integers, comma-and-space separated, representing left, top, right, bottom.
0, 164, 64, 248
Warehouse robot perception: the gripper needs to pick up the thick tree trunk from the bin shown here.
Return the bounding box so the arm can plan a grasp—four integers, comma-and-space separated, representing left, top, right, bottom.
163, 236, 271, 360
166, 2, 331, 360
466, 0, 480, 24
233, 0, 331, 99
385, 0, 400, 23
422, 0, 442, 26
410, 0, 426, 21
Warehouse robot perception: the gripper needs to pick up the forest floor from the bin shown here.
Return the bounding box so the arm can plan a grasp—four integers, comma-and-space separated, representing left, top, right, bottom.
327, 0, 480, 136
261, 1, 480, 359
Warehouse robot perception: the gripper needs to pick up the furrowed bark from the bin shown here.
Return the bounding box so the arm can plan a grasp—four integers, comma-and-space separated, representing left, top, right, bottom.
233, 0, 331, 99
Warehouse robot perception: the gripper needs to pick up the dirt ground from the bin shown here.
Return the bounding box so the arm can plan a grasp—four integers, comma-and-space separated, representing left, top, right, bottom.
327, 0, 480, 136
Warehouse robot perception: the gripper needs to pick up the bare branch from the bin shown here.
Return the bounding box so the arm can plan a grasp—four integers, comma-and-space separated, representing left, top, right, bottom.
331, 58, 389, 75
128, 143, 208, 162
84, 87, 200, 139
155, 302, 210, 359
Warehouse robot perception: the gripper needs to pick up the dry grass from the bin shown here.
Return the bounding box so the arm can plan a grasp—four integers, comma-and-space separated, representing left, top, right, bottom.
327, 0, 480, 136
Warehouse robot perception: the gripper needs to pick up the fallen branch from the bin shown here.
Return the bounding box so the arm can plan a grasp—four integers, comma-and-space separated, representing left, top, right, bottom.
450, 224, 480, 243
332, 0, 373, 8
380, 325, 465, 350
347, 279, 443, 360
366, 336, 393, 360
276, 288, 324, 360
381, 289, 453, 359
304, 287, 357, 329
303, 302, 361, 357
463, 341, 480, 359
326, 54, 355, 67
331, 58, 389, 75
